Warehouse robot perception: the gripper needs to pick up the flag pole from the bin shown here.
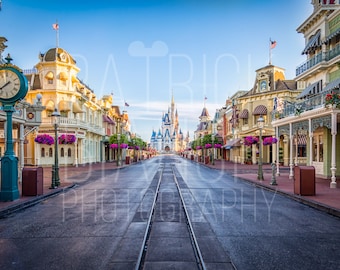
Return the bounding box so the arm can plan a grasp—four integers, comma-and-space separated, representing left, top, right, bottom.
269, 38, 272, 65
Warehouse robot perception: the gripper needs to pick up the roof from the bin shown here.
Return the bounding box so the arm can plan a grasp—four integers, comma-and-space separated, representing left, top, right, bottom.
41, 47, 76, 64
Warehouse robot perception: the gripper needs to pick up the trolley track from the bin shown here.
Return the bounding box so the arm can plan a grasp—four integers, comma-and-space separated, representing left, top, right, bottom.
135, 162, 207, 270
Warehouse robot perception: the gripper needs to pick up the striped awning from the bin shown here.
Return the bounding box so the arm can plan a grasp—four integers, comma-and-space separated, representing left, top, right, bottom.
296, 80, 321, 99
45, 71, 54, 80
58, 100, 71, 112
302, 30, 321, 55
103, 115, 115, 125
59, 72, 68, 81
322, 78, 340, 92
253, 105, 267, 115
324, 28, 340, 44
224, 138, 241, 149
294, 134, 307, 145
239, 109, 249, 119
72, 102, 84, 113
45, 100, 55, 111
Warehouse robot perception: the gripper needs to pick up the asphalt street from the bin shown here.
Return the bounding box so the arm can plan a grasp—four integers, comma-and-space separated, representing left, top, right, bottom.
0, 155, 339, 270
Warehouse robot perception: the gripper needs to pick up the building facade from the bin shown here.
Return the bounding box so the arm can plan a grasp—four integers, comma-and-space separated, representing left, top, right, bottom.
23, 46, 129, 166
273, 0, 340, 187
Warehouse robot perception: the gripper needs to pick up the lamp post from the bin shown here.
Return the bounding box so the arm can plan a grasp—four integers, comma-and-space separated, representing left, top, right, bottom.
257, 115, 264, 181
51, 108, 61, 189
132, 138, 136, 163
116, 118, 121, 166
211, 134, 215, 165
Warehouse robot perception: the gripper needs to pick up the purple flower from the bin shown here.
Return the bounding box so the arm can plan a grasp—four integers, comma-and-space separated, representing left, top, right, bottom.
110, 143, 118, 149
35, 134, 54, 145
58, 134, 76, 144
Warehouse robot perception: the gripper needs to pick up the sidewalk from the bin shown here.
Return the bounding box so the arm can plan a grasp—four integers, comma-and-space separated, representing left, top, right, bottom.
201, 159, 340, 217
1, 158, 339, 218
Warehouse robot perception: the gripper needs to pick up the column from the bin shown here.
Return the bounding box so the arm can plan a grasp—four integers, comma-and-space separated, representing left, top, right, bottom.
309, 118, 313, 166
19, 124, 24, 183
330, 112, 337, 188
289, 123, 294, 179
276, 126, 280, 176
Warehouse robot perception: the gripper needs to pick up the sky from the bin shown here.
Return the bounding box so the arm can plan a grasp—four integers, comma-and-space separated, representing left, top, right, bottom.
0, 0, 313, 142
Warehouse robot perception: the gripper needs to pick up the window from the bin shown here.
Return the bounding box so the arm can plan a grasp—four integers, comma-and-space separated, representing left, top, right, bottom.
68, 148, 72, 157
61, 148, 64, 157
41, 147, 45, 157
48, 79, 53, 84
243, 118, 248, 125
49, 148, 53, 157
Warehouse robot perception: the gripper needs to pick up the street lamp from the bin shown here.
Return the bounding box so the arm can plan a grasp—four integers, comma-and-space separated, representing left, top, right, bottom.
211, 134, 215, 165
51, 108, 61, 189
117, 118, 121, 166
257, 115, 264, 181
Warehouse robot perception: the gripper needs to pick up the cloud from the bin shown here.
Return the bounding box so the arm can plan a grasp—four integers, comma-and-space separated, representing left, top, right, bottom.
128, 41, 169, 57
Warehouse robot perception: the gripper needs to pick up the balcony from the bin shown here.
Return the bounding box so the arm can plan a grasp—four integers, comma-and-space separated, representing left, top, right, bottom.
272, 89, 339, 120
42, 117, 105, 136
296, 44, 340, 76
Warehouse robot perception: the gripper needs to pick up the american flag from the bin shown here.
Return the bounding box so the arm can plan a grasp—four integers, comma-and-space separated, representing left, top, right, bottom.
270, 39, 277, 49
52, 23, 59, 30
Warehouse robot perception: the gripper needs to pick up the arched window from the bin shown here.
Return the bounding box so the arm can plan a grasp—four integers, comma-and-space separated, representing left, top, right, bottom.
61, 148, 65, 157
68, 148, 72, 157
41, 147, 45, 157
49, 148, 53, 157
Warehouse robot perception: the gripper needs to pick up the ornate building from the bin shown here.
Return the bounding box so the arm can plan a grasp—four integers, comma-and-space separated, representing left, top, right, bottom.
150, 95, 187, 152
23, 46, 130, 166
273, 0, 340, 186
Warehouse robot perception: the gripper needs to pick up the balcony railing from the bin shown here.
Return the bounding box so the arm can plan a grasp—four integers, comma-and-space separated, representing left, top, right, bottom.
272, 89, 339, 120
42, 117, 105, 136
296, 43, 340, 76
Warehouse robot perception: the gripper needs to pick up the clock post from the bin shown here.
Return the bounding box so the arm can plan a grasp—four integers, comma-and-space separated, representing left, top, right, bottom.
0, 54, 28, 201
0, 104, 20, 201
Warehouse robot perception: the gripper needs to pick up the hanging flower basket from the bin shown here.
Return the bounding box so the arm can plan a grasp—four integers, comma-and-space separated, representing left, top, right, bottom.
135, 146, 140, 150
58, 134, 76, 144
243, 136, 259, 146
34, 134, 54, 145
196, 146, 202, 150
214, 144, 222, 148
263, 137, 278, 146
110, 143, 118, 149
205, 143, 212, 149
325, 92, 340, 106
120, 143, 128, 149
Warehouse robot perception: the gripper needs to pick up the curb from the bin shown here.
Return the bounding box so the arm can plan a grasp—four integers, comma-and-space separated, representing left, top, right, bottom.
0, 184, 76, 219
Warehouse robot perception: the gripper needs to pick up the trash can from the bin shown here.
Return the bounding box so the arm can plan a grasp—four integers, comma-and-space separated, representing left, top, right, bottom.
22, 167, 43, 196
125, 156, 130, 164
294, 166, 315, 196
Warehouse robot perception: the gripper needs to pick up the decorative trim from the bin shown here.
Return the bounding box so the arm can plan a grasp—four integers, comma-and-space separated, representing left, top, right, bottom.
311, 115, 331, 132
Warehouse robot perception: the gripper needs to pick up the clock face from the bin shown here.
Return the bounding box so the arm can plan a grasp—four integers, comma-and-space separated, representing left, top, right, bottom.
0, 69, 21, 99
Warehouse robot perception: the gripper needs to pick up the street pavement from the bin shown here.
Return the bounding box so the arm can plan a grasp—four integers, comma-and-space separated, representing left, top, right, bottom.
0, 157, 339, 218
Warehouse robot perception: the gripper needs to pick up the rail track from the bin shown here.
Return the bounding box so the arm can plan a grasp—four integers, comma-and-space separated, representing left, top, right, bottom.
135, 162, 207, 270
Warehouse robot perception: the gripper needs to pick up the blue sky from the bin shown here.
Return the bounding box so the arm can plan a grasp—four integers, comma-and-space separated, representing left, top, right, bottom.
0, 0, 313, 142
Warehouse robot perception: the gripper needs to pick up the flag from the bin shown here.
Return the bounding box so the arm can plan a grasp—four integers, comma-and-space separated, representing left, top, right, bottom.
125, 102, 130, 107
52, 23, 59, 30
270, 39, 277, 49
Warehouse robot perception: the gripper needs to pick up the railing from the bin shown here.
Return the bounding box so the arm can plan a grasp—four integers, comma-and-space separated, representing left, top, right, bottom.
272, 90, 339, 120
42, 117, 105, 136
296, 43, 340, 76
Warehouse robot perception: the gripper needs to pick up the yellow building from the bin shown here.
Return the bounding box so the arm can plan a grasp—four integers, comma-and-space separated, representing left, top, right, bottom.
24, 47, 128, 166
229, 64, 301, 165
